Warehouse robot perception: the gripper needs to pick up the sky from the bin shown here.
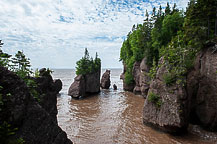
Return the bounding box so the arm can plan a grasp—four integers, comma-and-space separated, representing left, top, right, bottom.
0, 0, 189, 69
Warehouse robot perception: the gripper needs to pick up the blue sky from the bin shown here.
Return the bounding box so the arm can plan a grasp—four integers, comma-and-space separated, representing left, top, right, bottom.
0, 0, 188, 69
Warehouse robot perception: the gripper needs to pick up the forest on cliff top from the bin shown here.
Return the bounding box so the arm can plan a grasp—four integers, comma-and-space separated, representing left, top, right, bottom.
120, 0, 217, 85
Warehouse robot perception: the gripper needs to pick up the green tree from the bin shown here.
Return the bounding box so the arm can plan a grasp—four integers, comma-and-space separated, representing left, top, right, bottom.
165, 2, 171, 15
0, 40, 11, 68
184, 0, 217, 48
12, 51, 32, 79
76, 48, 101, 75
161, 11, 184, 46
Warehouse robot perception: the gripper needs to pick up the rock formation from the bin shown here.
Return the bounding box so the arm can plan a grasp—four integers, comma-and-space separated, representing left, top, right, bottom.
0, 66, 72, 144
187, 47, 217, 131
143, 45, 217, 133
132, 61, 141, 94
143, 58, 189, 133
34, 70, 63, 122
85, 71, 101, 93
113, 84, 117, 90
68, 75, 85, 98
121, 57, 150, 97
54, 79, 63, 93
120, 64, 135, 91
68, 70, 101, 98
139, 57, 151, 97
100, 70, 111, 89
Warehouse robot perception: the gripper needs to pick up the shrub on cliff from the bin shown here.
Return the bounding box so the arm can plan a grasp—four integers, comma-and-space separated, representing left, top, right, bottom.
148, 92, 162, 108
163, 72, 176, 86
76, 48, 101, 75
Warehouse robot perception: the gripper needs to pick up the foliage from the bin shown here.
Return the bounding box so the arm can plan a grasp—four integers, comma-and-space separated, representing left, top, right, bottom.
34, 68, 40, 78
11, 51, 33, 79
125, 71, 134, 85
148, 92, 162, 107
120, 1, 217, 87
39, 68, 53, 76
148, 60, 157, 80
120, 3, 184, 83
161, 11, 184, 46
26, 79, 40, 102
163, 72, 176, 86
0, 86, 3, 111
0, 122, 25, 144
0, 41, 49, 143
76, 48, 101, 75
0, 40, 11, 68
0, 43, 41, 102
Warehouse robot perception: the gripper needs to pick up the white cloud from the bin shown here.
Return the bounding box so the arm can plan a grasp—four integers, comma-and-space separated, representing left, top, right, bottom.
0, 0, 189, 69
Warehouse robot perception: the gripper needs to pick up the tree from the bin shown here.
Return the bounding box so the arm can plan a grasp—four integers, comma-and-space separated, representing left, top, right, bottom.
12, 51, 32, 78
0, 40, 11, 68
161, 11, 184, 46
184, 0, 217, 41
172, 3, 179, 14
76, 48, 101, 75
165, 2, 171, 15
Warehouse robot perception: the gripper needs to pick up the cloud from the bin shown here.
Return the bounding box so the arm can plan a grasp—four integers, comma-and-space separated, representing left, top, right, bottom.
0, 0, 189, 68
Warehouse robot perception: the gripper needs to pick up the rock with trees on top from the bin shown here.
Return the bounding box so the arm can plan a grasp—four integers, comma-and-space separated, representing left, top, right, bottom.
0, 40, 72, 144
68, 48, 101, 98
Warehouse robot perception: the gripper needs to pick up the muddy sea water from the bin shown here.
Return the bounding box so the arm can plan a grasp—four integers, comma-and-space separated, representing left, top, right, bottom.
52, 69, 217, 144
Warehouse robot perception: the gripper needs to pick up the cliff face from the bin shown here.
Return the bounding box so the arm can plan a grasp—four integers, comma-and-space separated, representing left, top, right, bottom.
132, 61, 141, 94
120, 44, 217, 133
35, 70, 63, 123
120, 64, 135, 91
143, 58, 189, 133
0, 66, 72, 144
68, 69, 101, 98
187, 47, 217, 131
142, 45, 217, 133
121, 57, 150, 97
85, 69, 101, 93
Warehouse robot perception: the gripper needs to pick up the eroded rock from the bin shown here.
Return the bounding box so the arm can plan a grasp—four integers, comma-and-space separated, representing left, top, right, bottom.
0, 66, 72, 144
100, 70, 111, 89
68, 69, 101, 98
121, 58, 150, 96
132, 61, 141, 94
113, 84, 117, 90
85, 70, 101, 93
139, 57, 151, 97
143, 58, 189, 133
187, 47, 217, 131
68, 75, 85, 98
121, 64, 135, 91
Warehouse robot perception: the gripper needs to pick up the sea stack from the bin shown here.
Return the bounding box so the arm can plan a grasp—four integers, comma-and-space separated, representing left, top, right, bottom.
113, 84, 117, 90
100, 69, 111, 89
68, 48, 101, 98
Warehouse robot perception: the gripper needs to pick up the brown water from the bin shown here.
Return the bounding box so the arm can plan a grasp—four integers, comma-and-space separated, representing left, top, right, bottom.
52, 69, 217, 144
